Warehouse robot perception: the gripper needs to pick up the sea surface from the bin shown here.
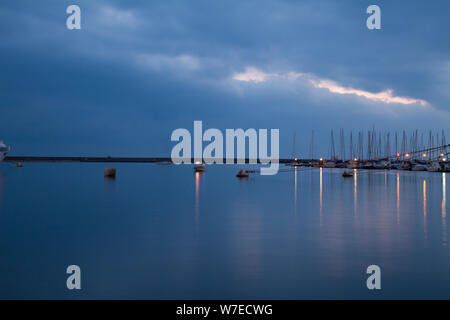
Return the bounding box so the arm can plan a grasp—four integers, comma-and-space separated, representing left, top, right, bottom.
0, 163, 448, 299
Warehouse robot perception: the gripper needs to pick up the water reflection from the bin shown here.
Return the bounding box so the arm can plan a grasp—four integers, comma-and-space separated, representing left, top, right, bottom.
3, 164, 450, 299
0, 172, 4, 201
104, 176, 116, 193
443, 173, 447, 245
423, 179, 427, 239
396, 173, 400, 225
195, 171, 201, 225
319, 167, 323, 225
443, 173, 447, 218
294, 166, 298, 213
385, 170, 388, 186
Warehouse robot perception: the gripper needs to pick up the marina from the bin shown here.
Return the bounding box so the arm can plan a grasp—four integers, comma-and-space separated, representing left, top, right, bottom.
2, 129, 448, 173
3, 155, 450, 172
2, 0, 450, 303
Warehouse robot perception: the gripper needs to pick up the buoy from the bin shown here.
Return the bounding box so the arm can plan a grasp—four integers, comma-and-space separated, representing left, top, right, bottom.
236, 169, 249, 178
104, 168, 116, 178
342, 170, 353, 178
194, 162, 206, 172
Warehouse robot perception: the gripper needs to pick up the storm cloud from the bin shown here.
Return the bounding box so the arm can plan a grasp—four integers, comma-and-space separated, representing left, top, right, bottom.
0, 0, 449, 157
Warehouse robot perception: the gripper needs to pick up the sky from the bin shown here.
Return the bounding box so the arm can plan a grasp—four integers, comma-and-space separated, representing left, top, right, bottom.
0, 0, 449, 158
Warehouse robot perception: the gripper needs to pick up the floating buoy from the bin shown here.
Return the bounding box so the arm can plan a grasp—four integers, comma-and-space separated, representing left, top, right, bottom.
194, 162, 206, 172
104, 168, 116, 178
342, 170, 353, 177
236, 169, 249, 178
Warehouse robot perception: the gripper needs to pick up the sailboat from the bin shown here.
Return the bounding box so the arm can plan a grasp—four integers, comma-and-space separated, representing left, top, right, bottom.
288, 133, 302, 166
443, 160, 450, 172
427, 161, 441, 172
324, 130, 337, 168
347, 159, 359, 169
411, 161, 427, 171
323, 161, 337, 168
0, 141, 10, 162
194, 161, 206, 172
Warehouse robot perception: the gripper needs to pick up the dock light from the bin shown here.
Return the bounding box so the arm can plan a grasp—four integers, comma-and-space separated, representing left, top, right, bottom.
441, 153, 445, 157
294, 158, 298, 161
422, 153, 427, 158
319, 158, 323, 161
405, 153, 410, 158
354, 158, 358, 161
396, 152, 400, 157
195, 161, 202, 165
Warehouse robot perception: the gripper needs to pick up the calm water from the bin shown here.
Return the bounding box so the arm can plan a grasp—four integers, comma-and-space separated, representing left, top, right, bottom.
0, 163, 448, 299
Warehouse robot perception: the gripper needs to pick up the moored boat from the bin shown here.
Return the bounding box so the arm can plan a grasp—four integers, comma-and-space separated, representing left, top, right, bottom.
236, 169, 249, 178
411, 162, 427, 171
194, 162, 206, 172
0, 141, 10, 162
347, 159, 359, 169
287, 158, 302, 167
362, 161, 375, 169
374, 160, 391, 169
399, 161, 412, 170
335, 161, 346, 168
323, 161, 336, 168
342, 170, 353, 177
442, 161, 450, 172
427, 161, 441, 172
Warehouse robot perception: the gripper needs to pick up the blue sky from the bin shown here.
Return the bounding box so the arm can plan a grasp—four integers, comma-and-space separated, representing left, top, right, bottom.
0, 0, 449, 157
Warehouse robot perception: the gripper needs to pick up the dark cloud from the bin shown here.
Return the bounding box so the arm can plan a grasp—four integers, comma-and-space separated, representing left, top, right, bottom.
0, 0, 449, 157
